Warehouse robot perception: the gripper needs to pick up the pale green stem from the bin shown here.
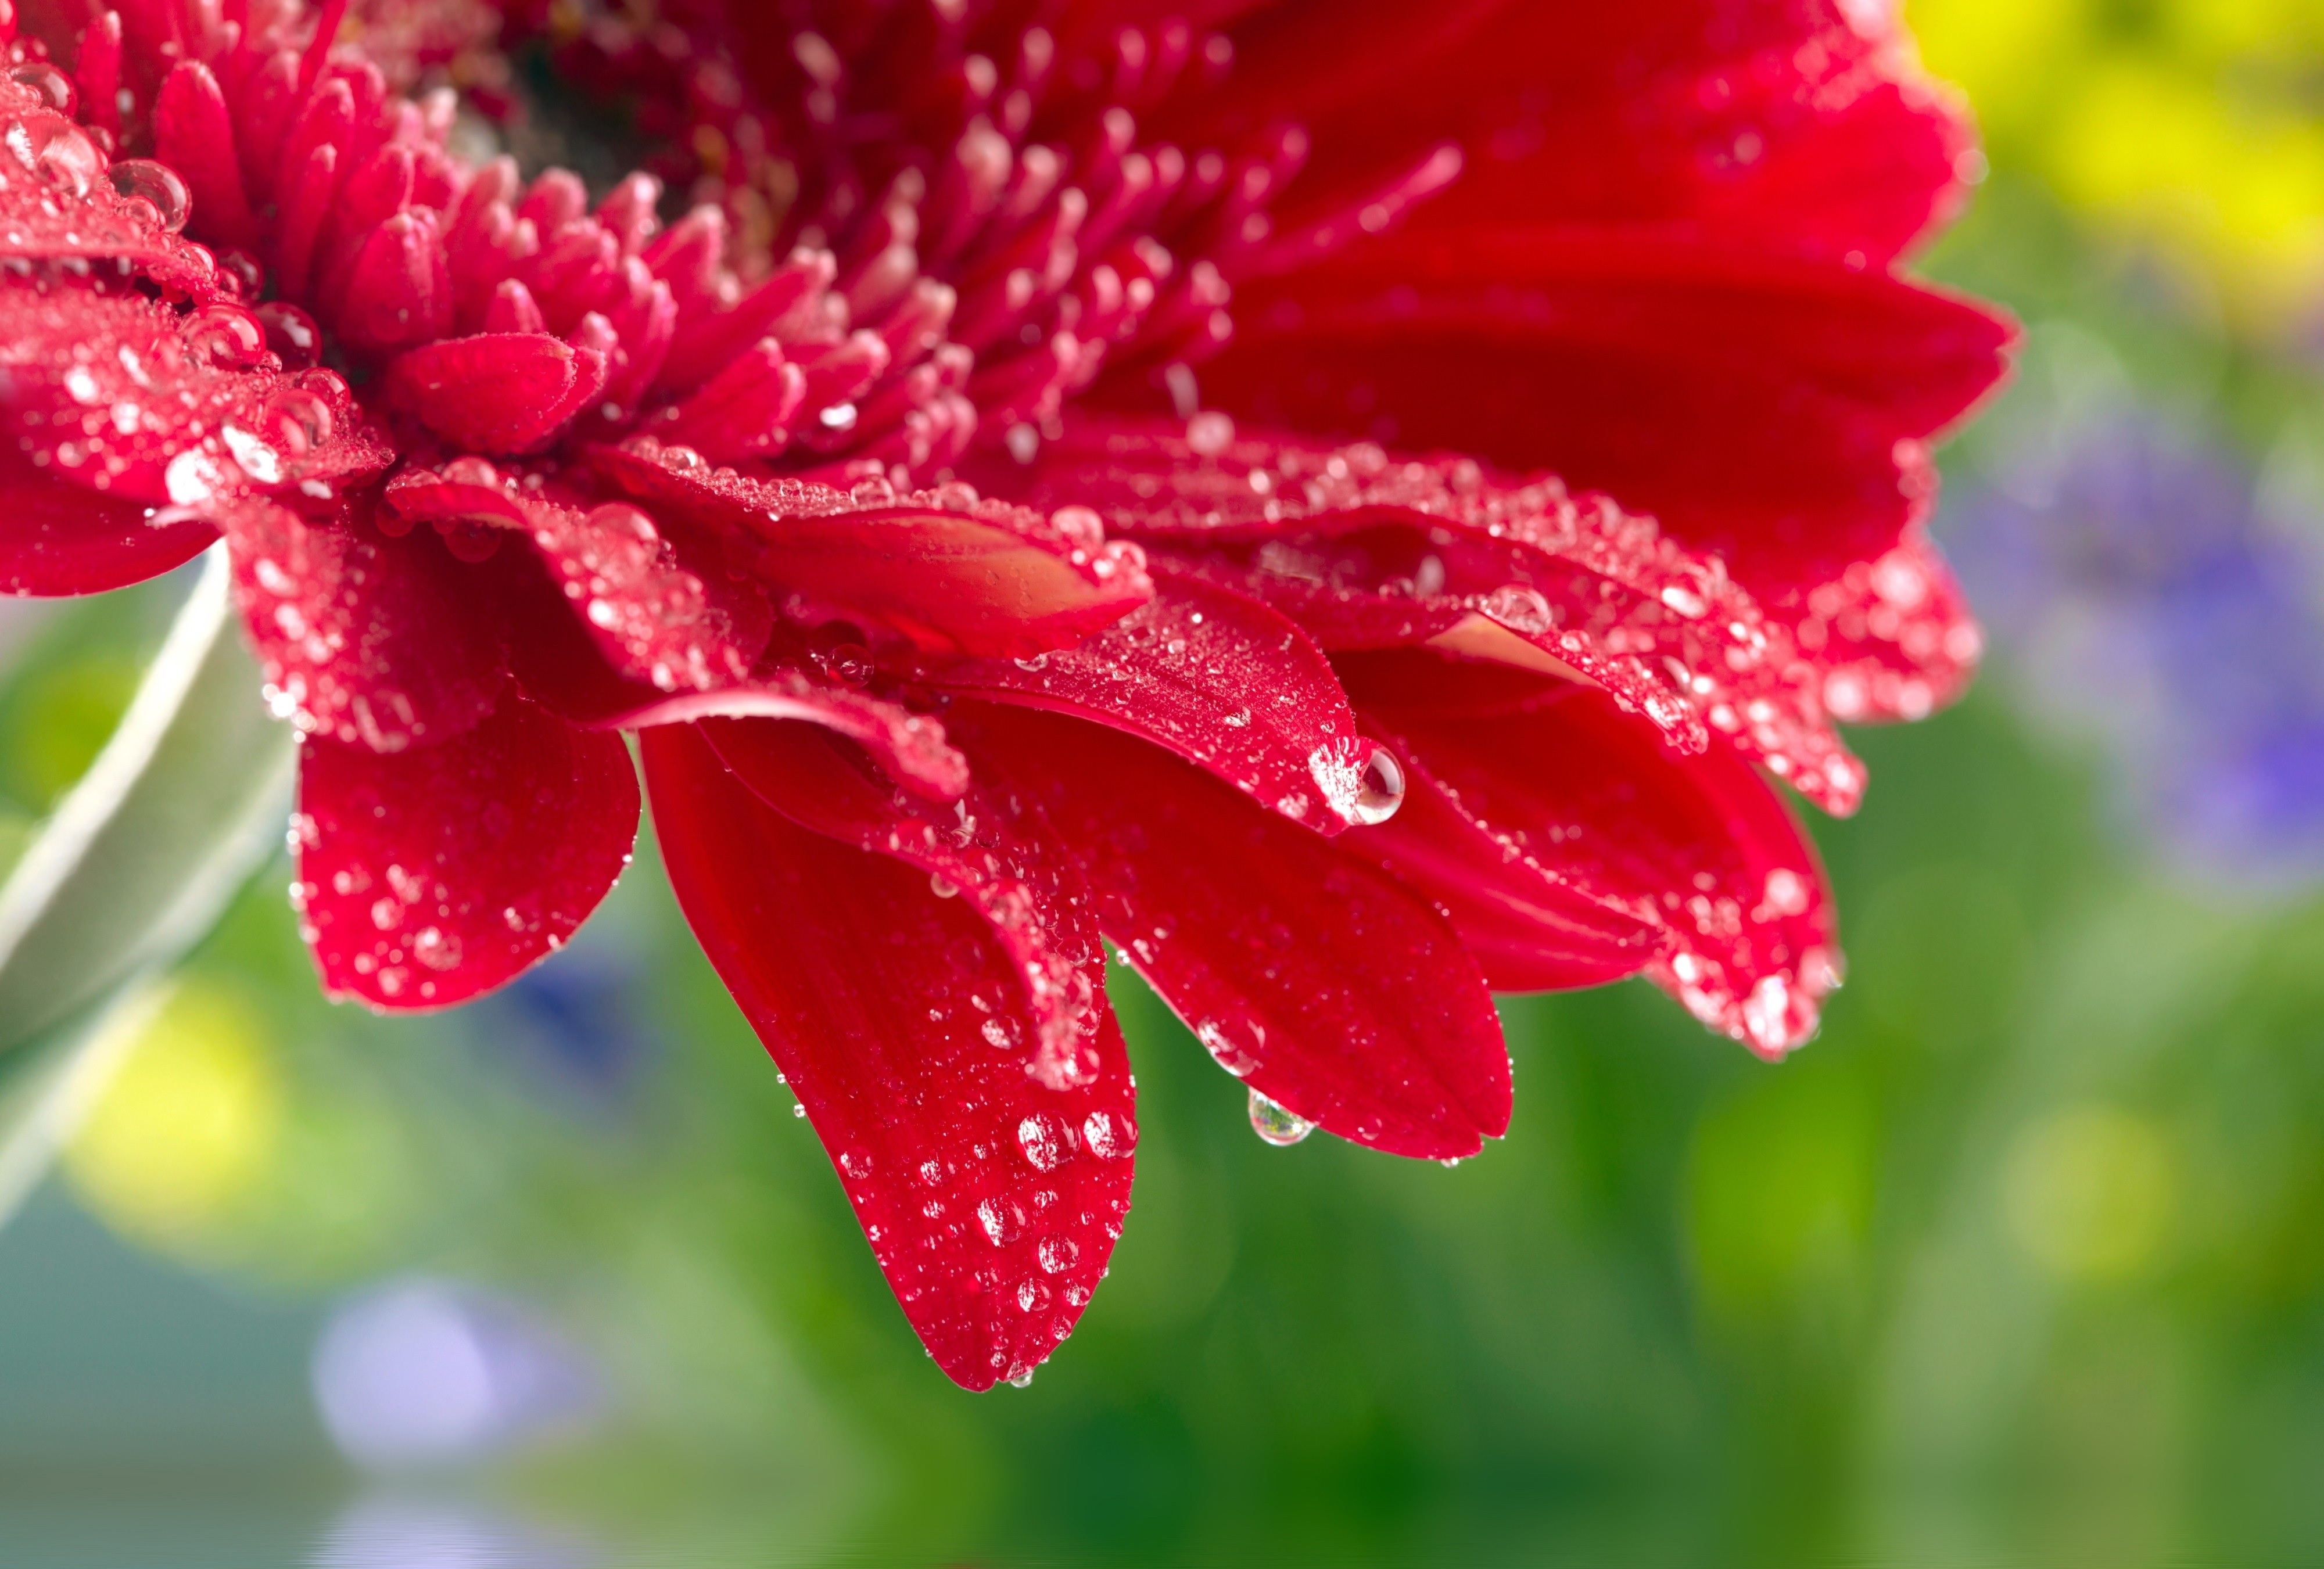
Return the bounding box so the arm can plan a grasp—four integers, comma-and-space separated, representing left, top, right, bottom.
0, 547, 296, 1226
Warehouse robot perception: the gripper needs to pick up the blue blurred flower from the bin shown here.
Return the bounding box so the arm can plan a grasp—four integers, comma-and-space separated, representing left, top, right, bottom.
1944, 396, 2324, 885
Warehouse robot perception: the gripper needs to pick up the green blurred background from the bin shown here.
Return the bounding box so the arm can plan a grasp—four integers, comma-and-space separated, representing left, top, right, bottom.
9, 3, 2324, 1564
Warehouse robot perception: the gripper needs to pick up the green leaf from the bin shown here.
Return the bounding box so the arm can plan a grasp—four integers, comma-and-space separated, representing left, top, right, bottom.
0, 548, 295, 1223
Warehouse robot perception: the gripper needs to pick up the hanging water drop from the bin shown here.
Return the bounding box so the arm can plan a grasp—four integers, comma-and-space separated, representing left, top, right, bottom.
1248, 1089, 1314, 1146
1349, 745, 1404, 825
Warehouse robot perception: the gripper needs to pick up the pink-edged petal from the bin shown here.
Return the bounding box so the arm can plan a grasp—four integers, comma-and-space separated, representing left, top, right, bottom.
640, 723, 1135, 1391
0, 446, 217, 594
923, 566, 1376, 831
219, 494, 507, 752
957, 702, 1512, 1159
587, 440, 1153, 658
1342, 649, 1840, 1059
982, 417, 1867, 813
295, 693, 641, 1010
700, 715, 1103, 1089
383, 333, 609, 455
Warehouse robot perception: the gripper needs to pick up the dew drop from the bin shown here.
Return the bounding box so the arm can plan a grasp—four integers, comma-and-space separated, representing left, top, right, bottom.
1659, 581, 1709, 619
10, 63, 78, 116
257, 301, 322, 368
1483, 584, 1555, 636
929, 872, 960, 899
1016, 1114, 1066, 1172
1016, 1279, 1050, 1312
1349, 745, 1404, 825
1248, 1089, 1315, 1147
1007, 1367, 1035, 1388
259, 382, 335, 458
185, 304, 272, 370
1081, 1110, 1135, 1160
410, 926, 462, 972
12, 115, 101, 197
1037, 1234, 1079, 1274
106, 159, 191, 233
977, 1195, 1024, 1246
1185, 410, 1234, 457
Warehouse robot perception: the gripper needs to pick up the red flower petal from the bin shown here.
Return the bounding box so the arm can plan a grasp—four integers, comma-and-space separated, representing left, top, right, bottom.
1193, 228, 2012, 719
295, 693, 641, 1010
699, 715, 1106, 1090
985, 417, 1867, 813
0, 87, 220, 297
0, 277, 390, 507
1799, 523, 1983, 724
0, 446, 217, 594
220, 494, 507, 751
477, 547, 972, 797
383, 464, 769, 694
587, 440, 1153, 658
641, 723, 1135, 1391
957, 702, 1513, 1158
1342, 649, 1840, 1059
1221, 0, 1975, 265
1207, 227, 2011, 589
383, 333, 610, 454
1357, 752, 1665, 993
924, 567, 1378, 831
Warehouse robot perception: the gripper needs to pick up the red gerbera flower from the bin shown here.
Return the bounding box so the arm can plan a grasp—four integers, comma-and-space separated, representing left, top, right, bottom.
0, 0, 2011, 1387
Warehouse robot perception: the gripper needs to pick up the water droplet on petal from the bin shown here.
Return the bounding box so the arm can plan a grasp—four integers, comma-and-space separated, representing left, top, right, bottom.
1249, 1089, 1315, 1146
257, 301, 323, 368
1349, 745, 1404, 825
107, 159, 191, 233
185, 304, 272, 369
1081, 1110, 1136, 1159
1483, 584, 1555, 635
10, 63, 78, 116
1037, 1234, 1078, 1274
1006, 1367, 1036, 1388
1017, 1114, 1067, 1171
1186, 410, 1234, 457
410, 927, 462, 972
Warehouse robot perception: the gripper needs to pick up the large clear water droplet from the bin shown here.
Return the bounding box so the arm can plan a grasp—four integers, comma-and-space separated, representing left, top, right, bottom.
10, 114, 102, 198
107, 159, 191, 233
9, 63, 78, 117
257, 301, 322, 368
1483, 584, 1555, 636
1248, 1089, 1314, 1147
185, 304, 272, 370
1348, 745, 1404, 825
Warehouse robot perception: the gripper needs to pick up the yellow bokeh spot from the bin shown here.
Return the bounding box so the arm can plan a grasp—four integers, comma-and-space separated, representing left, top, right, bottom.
1908, 0, 2324, 320
66, 981, 282, 1247
2002, 1105, 2176, 1283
